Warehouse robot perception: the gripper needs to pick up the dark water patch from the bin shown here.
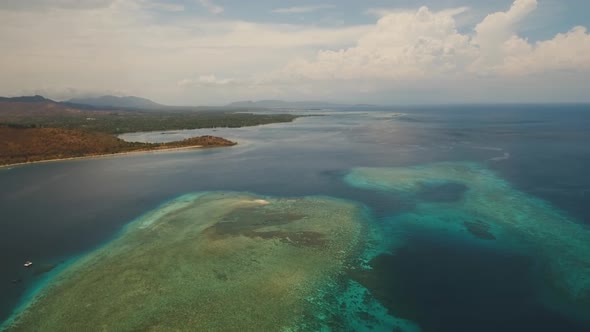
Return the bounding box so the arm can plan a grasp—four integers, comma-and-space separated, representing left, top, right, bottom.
396, 116, 427, 123
320, 171, 415, 218
32, 264, 58, 277
203, 207, 327, 247
246, 230, 327, 247
445, 131, 468, 138
358, 191, 415, 218
319, 169, 348, 178
416, 182, 468, 203
213, 269, 228, 281
222, 207, 305, 227
349, 236, 590, 332
535, 260, 590, 322
463, 220, 496, 240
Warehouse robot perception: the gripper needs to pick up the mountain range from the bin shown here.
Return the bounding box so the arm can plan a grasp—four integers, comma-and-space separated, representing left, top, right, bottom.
226, 100, 375, 109
66, 95, 164, 110
0, 95, 53, 103
1, 95, 374, 111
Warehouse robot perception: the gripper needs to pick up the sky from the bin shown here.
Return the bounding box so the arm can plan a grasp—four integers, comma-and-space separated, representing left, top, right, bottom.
1, 0, 589, 105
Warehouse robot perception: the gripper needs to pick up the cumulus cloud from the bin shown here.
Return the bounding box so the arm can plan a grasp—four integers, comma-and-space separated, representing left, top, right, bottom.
498, 26, 590, 75
470, 0, 538, 71
1, 0, 590, 104
276, 0, 590, 83
272, 5, 335, 14
178, 75, 239, 87
143, 2, 184, 12
198, 0, 223, 15
366, 6, 469, 18
275, 7, 474, 81
474, 0, 538, 47
0, 0, 368, 104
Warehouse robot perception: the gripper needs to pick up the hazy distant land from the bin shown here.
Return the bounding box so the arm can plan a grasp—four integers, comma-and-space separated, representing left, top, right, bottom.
226, 99, 378, 109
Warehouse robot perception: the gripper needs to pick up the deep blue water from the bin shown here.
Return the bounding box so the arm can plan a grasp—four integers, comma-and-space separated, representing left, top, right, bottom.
1, 104, 589, 331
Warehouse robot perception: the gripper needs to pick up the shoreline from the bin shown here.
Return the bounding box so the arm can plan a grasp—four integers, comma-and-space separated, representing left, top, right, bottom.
0, 144, 215, 169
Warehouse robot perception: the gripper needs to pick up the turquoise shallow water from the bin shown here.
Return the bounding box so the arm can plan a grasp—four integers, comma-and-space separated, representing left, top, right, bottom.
345, 163, 590, 320
1, 105, 590, 331
4, 192, 384, 331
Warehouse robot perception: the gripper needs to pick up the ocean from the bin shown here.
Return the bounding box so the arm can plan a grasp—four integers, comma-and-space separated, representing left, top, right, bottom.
1, 104, 589, 331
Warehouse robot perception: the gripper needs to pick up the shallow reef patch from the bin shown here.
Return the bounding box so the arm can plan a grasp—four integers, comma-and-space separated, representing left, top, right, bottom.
4, 192, 371, 331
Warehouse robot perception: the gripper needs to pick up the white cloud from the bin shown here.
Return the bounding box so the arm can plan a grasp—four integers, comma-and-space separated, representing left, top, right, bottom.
1, 0, 590, 104
0, 1, 368, 104
475, 0, 538, 45
144, 2, 184, 12
366, 6, 469, 18
275, 6, 474, 81
277, 0, 590, 82
470, 0, 538, 71
498, 26, 590, 75
0, 0, 116, 11
198, 0, 223, 15
272, 5, 335, 14
178, 75, 238, 87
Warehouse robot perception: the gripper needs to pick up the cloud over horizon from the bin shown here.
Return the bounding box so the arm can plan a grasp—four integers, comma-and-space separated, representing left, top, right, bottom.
0, 0, 589, 105
198, 0, 223, 15
277, 0, 590, 80
272, 5, 336, 14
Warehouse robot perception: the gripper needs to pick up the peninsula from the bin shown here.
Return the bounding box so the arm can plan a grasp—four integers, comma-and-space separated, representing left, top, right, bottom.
0, 95, 299, 166
0, 126, 236, 166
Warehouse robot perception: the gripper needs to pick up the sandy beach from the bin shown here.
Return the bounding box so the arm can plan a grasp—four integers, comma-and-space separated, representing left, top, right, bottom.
0, 145, 206, 169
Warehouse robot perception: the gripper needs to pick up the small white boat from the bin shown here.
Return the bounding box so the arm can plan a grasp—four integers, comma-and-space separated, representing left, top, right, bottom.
24, 261, 33, 267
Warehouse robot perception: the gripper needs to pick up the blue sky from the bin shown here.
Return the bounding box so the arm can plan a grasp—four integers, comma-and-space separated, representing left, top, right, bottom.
152, 0, 590, 40
1, 0, 589, 105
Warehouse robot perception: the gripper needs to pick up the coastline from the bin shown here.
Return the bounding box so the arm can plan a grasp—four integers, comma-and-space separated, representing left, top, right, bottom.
0, 144, 215, 169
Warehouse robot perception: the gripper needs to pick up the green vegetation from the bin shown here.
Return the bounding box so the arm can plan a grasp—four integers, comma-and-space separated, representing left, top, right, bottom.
0, 100, 299, 165
0, 127, 235, 166
0, 104, 298, 134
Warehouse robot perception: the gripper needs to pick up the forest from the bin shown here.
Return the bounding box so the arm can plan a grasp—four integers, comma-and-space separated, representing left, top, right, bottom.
0, 100, 296, 165
0, 126, 236, 166
0, 101, 298, 134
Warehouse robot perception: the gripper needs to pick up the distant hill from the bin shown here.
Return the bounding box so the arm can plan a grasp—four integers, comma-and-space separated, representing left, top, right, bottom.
0, 95, 54, 103
0, 96, 87, 118
227, 100, 376, 109
66, 95, 164, 110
